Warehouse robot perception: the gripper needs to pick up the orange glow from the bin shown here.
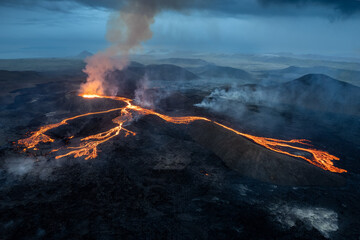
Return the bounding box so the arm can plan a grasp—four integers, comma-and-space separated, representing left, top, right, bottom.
17, 106, 124, 150
17, 94, 347, 173
81, 94, 101, 99
214, 122, 345, 173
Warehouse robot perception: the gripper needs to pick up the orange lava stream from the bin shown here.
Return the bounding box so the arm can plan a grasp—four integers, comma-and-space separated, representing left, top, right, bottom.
17, 107, 124, 149
17, 94, 346, 173
214, 123, 345, 173
55, 108, 136, 160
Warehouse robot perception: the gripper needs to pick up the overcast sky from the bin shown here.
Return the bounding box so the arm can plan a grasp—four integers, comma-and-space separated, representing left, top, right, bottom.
0, 0, 359, 58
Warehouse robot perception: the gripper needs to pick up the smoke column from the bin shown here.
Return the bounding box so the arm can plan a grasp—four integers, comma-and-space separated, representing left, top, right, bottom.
80, 0, 190, 96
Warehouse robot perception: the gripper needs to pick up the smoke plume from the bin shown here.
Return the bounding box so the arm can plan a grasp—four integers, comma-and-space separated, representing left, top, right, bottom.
80, 0, 191, 96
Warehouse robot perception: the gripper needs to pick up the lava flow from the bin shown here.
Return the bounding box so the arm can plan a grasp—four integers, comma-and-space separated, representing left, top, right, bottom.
17, 94, 347, 173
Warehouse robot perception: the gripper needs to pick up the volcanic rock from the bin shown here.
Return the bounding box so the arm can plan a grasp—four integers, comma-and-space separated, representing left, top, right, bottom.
189, 120, 345, 186
73, 50, 93, 59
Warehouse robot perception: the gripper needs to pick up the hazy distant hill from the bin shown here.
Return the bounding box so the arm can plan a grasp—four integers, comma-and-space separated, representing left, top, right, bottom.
144, 64, 199, 81
190, 65, 253, 80
106, 63, 199, 97
260, 65, 360, 86
274, 74, 360, 114
128, 61, 145, 68
126, 63, 199, 81
202, 74, 360, 116
250, 74, 360, 115
242, 54, 360, 70
156, 58, 211, 67
73, 50, 93, 59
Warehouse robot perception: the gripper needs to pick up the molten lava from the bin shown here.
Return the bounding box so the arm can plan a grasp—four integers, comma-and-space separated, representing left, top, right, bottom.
17, 94, 347, 173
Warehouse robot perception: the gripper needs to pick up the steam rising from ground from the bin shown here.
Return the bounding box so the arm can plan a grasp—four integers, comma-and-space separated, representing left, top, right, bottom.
5, 157, 35, 176
134, 76, 170, 108
80, 0, 191, 95
134, 76, 156, 108
269, 203, 339, 238
194, 86, 272, 121
3, 157, 64, 182
196, 75, 360, 118
195, 86, 272, 110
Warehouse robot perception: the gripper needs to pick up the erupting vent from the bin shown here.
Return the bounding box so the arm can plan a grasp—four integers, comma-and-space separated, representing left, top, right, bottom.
17, 94, 346, 173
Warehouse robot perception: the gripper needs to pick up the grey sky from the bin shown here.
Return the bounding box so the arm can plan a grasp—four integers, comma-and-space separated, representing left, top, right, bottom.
0, 0, 359, 58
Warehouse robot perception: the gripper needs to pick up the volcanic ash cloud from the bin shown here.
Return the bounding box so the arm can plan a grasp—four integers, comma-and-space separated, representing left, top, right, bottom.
80, 0, 190, 96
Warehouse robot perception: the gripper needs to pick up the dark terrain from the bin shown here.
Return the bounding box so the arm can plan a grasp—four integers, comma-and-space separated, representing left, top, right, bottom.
0, 58, 359, 239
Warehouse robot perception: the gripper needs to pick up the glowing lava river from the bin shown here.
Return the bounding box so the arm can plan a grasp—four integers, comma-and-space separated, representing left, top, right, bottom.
17, 94, 347, 173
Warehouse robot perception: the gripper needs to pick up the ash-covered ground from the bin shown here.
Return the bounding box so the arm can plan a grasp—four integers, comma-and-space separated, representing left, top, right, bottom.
0, 54, 359, 239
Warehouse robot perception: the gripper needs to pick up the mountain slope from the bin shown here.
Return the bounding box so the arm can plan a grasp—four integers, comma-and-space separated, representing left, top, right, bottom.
274, 74, 360, 115
191, 65, 253, 80
144, 64, 199, 81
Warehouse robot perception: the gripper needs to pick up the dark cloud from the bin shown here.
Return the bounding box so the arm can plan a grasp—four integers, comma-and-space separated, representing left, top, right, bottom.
1, 0, 360, 16
259, 0, 360, 15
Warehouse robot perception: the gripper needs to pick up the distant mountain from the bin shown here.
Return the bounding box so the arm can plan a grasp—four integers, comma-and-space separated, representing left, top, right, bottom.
271, 65, 360, 76
105, 63, 199, 98
128, 61, 145, 68
74, 51, 93, 59
144, 64, 199, 81
278, 66, 330, 74
156, 58, 211, 67
126, 62, 251, 81
211, 73, 360, 116
260, 65, 360, 86
284, 73, 355, 88
119, 63, 200, 82
272, 74, 360, 115
190, 65, 253, 80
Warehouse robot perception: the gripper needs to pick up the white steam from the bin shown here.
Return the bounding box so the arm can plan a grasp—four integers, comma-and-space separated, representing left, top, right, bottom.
134, 75, 170, 108
195, 85, 278, 110
5, 157, 35, 176
269, 203, 339, 238
4, 156, 62, 181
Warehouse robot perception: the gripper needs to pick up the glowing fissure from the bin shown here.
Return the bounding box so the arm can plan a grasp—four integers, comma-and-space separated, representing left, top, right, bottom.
17, 94, 346, 173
